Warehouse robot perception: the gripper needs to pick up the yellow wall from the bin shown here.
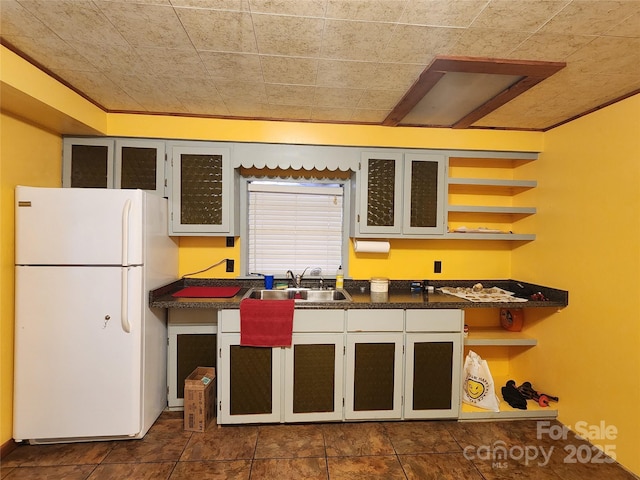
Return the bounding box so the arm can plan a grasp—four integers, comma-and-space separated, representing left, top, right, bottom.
0, 47, 106, 135
0, 112, 62, 444
107, 112, 543, 152
511, 94, 640, 474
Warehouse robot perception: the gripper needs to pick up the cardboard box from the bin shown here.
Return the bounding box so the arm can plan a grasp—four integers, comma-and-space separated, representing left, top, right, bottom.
183, 367, 216, 432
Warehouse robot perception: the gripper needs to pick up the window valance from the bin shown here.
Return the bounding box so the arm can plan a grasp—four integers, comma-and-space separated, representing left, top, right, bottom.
232, 143, 360, 172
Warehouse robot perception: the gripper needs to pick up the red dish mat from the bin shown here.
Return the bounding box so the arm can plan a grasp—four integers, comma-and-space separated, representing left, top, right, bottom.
172, 286, 241, 298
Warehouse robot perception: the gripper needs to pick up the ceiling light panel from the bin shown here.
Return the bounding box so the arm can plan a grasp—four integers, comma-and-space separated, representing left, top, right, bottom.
400, 72, 524, 126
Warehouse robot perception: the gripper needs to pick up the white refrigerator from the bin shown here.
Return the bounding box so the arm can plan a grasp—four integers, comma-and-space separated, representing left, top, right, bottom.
13, 186, 178, 444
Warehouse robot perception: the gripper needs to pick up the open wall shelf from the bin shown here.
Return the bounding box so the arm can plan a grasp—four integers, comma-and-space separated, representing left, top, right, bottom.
464, 327, 537, 346
460, 375, 558, 421
447, 156, 538, 241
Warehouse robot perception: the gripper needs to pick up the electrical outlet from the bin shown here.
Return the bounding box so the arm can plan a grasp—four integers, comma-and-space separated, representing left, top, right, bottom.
434, 260, 442, 274
226, 259, 234, 272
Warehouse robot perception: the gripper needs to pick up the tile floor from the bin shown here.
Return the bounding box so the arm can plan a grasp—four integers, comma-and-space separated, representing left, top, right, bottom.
1, 412, 637, 479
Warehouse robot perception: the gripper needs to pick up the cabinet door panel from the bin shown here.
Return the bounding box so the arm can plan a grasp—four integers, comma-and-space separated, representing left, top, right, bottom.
63, 138, 114, 188
167, 322, 217, 409
121, 147, 157, 190
409, 160, 438, 227
366, 159, 396, 227
181, 153, 223, 225
218, 334, 281, 424
293, 344, 335, 413
115, 139, 165, 194
403, 153, 446, 234
412, 341, 453, 410
284, 334, 344, 422
358, 152, 403, 234
354, 342, 395, 411
404, 333, 461, 419
345, 333, 403, 420
170, 144, 232, 234
229, 345, 273, 416
177, 334, 217, 399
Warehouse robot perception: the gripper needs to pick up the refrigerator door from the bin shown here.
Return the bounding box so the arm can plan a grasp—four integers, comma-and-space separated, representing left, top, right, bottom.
13, 265, 144, 441
15, 186, 144, 266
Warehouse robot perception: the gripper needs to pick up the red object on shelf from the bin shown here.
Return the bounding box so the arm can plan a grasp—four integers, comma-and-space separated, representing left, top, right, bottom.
500, 308, 524, 332
172, 286, 241, 298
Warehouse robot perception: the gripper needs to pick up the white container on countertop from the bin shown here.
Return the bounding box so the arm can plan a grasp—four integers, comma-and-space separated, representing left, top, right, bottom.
370, 277, 389, 293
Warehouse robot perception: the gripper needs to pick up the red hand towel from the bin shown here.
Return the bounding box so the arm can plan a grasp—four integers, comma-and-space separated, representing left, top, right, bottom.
240, 299, 295, 347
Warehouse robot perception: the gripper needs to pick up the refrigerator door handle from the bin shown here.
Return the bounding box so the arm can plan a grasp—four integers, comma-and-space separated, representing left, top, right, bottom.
121, 199, 132, 266
121, 267, 131, 333
121, 199, 132, 333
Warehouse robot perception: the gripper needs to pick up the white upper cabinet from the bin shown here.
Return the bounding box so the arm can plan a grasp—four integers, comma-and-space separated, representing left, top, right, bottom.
63, 137, 114, 189
62, 138, 538, 241
353, 151, 446, 237
63, 137, 165, 195
402, 153, 446, 235
168, 142, 237, 236
114, 138, 166, 194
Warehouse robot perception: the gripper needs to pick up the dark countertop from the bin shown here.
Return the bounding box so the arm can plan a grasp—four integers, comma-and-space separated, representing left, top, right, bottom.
150, 278, 568, 310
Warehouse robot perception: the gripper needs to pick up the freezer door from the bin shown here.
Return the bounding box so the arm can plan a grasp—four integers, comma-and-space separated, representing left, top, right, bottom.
13, 265, 144, 441
15, 186, 144, 266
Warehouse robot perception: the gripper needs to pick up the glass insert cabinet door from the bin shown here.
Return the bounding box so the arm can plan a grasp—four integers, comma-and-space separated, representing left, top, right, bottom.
63, 138, 165, 193
229, 345, 273, 416
114, 139, 165, 193
63, 138, 114, 188
358, 152, 403, 234
344, 333, 404, 420
402, 153, 446, 235
218, 333, 282, 424
404, 332, 462, 419
284, 334, 345, 422
357, 152, 445, 235
169, 144, 232, 234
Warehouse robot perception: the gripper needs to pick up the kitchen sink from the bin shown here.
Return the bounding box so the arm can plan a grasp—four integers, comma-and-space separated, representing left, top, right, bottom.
246, 289, 296, 300
243, 288, 352, 303
301, 289, 351, 302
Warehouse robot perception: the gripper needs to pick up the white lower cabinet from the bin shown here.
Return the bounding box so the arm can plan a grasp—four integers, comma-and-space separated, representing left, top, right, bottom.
284, 333, 345, 422
404, 309, 464, 419
218, 308, 282, 424
218, 332, 282, 424
217, 309, 345, 425
344, 332, 404, 420
167, 309, 217, 410
404, 333, 462, 419
217, 307, 463, 424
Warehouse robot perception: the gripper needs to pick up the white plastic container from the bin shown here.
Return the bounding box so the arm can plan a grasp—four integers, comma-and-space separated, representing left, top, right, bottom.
370, 277, 389, 293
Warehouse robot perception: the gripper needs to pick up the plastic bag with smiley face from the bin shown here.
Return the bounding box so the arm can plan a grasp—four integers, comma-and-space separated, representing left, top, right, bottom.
462, 350, 500, 412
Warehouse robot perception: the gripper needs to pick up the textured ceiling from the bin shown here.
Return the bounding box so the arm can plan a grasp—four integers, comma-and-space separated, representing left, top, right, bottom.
1, 0, 638, 131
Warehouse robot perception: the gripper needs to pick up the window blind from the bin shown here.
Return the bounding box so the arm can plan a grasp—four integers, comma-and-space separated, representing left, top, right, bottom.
248, 182, 343, 276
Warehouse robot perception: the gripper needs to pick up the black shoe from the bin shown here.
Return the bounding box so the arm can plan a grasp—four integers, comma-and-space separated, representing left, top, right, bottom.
502, 380, 527, 409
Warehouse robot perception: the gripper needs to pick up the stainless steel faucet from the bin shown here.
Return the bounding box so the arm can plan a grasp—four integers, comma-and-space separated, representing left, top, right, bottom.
286, 270, 297, 287
287, 267, 309, 288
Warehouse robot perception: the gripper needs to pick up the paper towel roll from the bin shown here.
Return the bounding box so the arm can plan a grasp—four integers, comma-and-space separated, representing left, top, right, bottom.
353, 240, 390, 253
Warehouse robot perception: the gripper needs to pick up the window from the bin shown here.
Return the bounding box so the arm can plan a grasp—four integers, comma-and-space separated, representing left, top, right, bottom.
246, 180, 345, 277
